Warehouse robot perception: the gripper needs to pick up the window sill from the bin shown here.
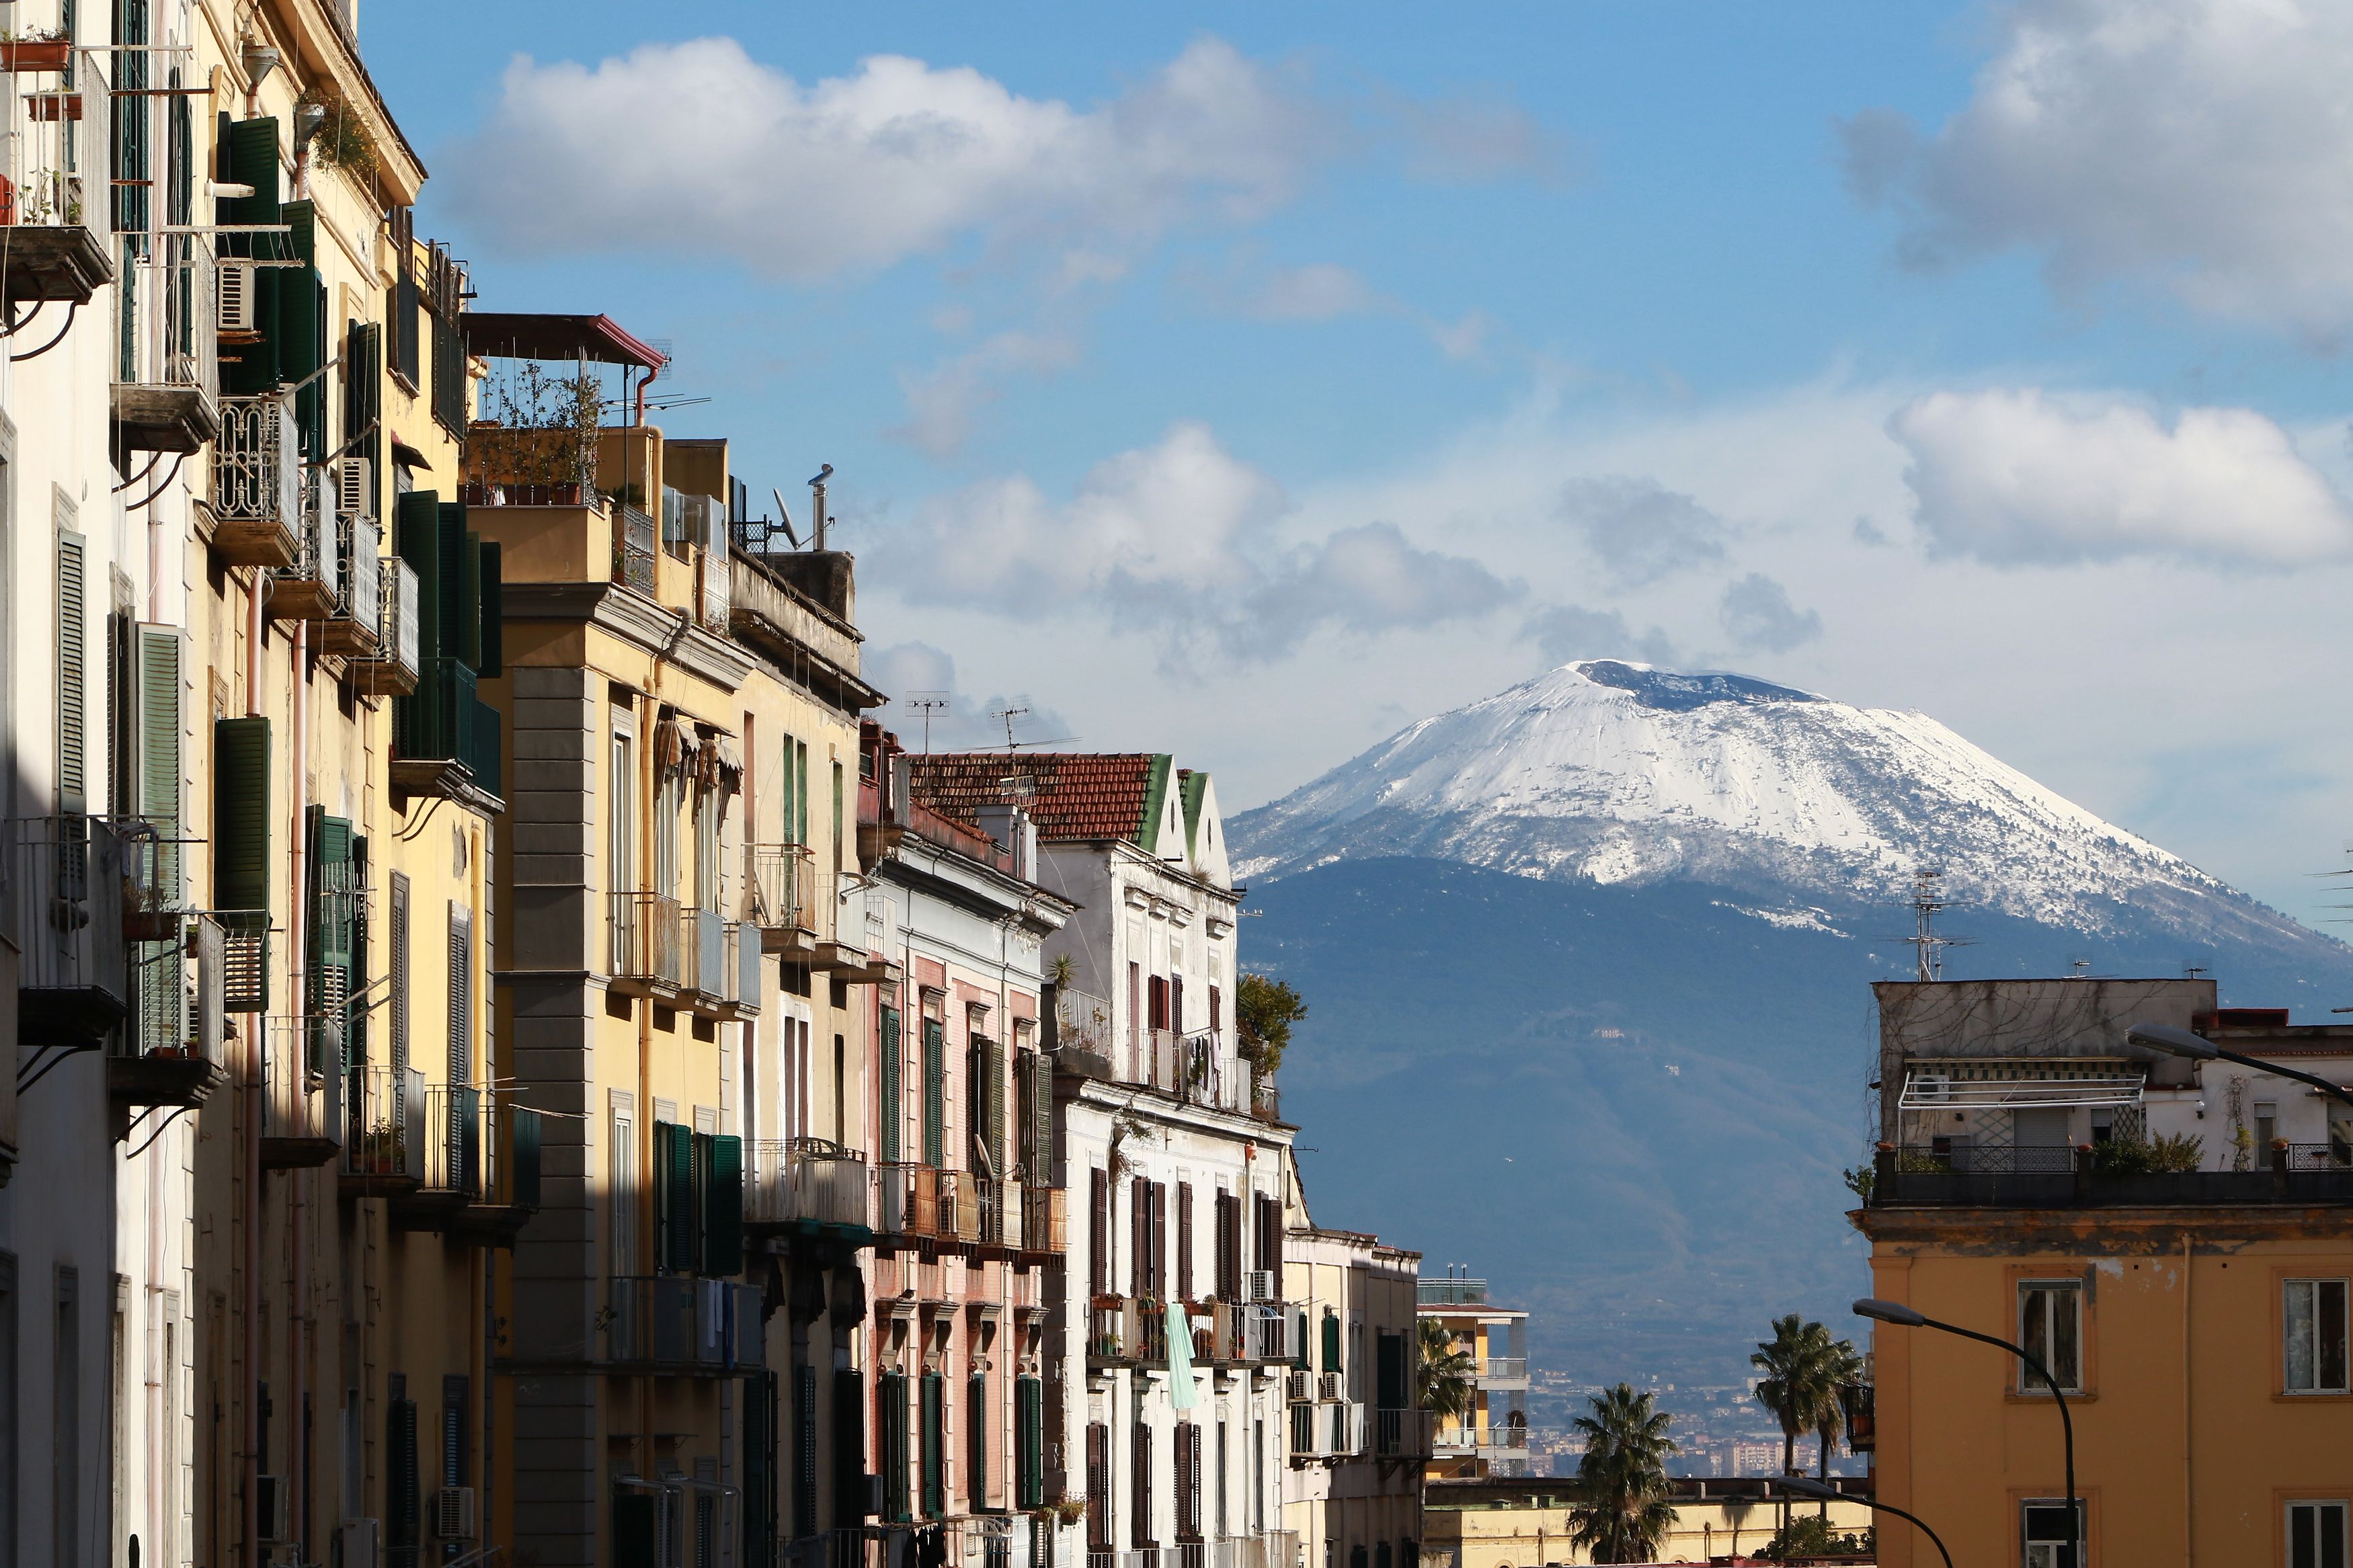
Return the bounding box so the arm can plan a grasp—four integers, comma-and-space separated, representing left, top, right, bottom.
2274, 1391, 2353, 1403
2004, 1390, 2094, 1403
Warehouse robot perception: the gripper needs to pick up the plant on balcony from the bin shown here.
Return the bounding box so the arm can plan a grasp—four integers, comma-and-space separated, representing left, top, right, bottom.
296, 85, 380, 179
1107, 1104, 1156, 1181
0, 28, 71, 73
1051, 1499, 1089, 1526
1564, 1383, 1678, 1565
353, 1121, 407, 1175
1416, 1319, 1475, 1423
1236, 972, 1307, 1077
2085, 1129, 2204, 1176
472, 360, 606, 502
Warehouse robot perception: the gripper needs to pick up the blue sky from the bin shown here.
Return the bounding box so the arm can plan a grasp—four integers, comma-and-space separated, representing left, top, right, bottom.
368, 1, 2353, 942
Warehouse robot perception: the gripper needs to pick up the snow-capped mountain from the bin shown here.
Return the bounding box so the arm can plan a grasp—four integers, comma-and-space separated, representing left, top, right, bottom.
1235, 659, 2297, 948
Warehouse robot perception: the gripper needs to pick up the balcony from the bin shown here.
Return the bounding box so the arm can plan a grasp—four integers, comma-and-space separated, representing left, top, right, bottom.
386, 1086, 541, 1241
1478, 1356, 1529, 1389
317, 513, 383, 657
745, 843, 818, 958
1288, 1401, 1363, 1461
1086, 1296, 1171, 1367
876, 1162, 978, 1245
348, 560, 419, 696
107, 911, 228, 1111
342, 1065, 427, 1196
391, 658, 502, 807
209, 394, 299, 567
614, 503, 657, 595
608, 891, 686, 992
1872, 1143, 2353, 1207
0, 50, 112, 303
1417, 1278, 1489, 1308
604, 1276, 764, 1373
268, 477, 342, 622
260, 1015, 344, 1169
746, 1139, 871, 1237
113, 241, 218, 454
1373, 1407, 1434, 1460
7, 816, 126, 1045
1241, 1303, 1295, 1364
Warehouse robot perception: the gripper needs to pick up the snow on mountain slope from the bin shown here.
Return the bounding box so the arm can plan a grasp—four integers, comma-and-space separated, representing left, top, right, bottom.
1233, 660, 2297, 943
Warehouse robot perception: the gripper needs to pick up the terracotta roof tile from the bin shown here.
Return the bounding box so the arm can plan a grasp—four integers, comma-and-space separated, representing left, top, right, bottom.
908, 753, 1162, 844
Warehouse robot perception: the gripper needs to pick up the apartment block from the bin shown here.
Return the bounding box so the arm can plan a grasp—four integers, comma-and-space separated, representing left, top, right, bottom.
1416, 1277, 1529, 1481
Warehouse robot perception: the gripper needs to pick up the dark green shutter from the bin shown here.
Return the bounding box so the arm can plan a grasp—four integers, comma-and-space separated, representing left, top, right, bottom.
967, 1373, 986, 1510
396, 491, 442, 655
57, 534, 85, 816
705, 1134, 744, 1275
456, 526, 483, 672
834, 1368, 868, 1522
919, 1372, 944, 1518
1294, 1312, 1310, 1372
879, 1007, 902, 1165
881, 1371, 911, 1524
921, 1018, 945, 1168
793, 1366, 817, 1541
221, 118, 282, 394
1322, 1311, 1341, 1374
670, 1126, 699, 1274
1016, 1376, 1044, 1509
278, 201, 323, 454
213, 717, 272, 913
983, 1038, 1005, 1178
437, 504, 474, 671
477, 541, 503, 677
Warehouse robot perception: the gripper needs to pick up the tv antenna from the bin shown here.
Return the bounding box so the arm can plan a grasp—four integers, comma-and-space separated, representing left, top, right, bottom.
905, 692, 949, 753
1905, 868, 1964, 982
989, 705, 1031, 750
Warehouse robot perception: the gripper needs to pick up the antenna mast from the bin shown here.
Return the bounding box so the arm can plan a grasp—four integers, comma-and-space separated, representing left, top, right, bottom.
906, 692, 949, 754
990, 704, 1031, 751
1908, 868, 1954, 983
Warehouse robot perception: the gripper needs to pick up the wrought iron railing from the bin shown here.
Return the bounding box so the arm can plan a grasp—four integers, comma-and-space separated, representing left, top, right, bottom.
746, 1139, 870, 1229
616, 503, 656, 594
7, 815, 125, 1007
746, 843, 817, 932
344, 1065, 426, 1181
608, 891, 685, 987
605, 1277, 764, 1370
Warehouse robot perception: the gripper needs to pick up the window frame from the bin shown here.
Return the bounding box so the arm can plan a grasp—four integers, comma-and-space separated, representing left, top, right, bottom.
2283, 1497, 2351, 1568
2280, 1272, 2353, 1398
2018, 1495, 2086, 1568
2015, 1275, 2086, 1395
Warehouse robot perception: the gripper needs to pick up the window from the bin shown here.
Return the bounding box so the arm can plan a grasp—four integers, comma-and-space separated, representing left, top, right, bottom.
2290, 1501, 2349, 1568
55, 1268, 79, 1568
610, 1094, 637, 1277
2018, 1279, 2083, 1393
2260, 1102, 2281, 1169
2022, 1499, 2083, 1568
2286, 1279, 2350, 1394
389, 873, 411, 1072
610, 722, 637, 893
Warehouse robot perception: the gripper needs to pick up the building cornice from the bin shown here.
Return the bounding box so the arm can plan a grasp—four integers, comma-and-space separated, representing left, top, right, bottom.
504, 581, 758, 693
1856, 1202, 2353, 1249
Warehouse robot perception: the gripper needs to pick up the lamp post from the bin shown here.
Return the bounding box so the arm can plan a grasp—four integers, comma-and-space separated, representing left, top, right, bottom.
1855, 1296, 2079, 1565
1778, 1475, 1953, 1568
2128, 1022, 2353, 1111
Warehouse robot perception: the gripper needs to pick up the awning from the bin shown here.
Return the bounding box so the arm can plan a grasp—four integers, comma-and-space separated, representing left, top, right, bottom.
464, 311, 667, 371
1899, 1065, 2146, 1110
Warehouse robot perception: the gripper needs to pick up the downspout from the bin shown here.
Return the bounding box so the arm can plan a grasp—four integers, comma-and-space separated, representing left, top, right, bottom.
2183, 1231, 2194, 1568
289, 614, 310, 1559
244, 571, 264, 1568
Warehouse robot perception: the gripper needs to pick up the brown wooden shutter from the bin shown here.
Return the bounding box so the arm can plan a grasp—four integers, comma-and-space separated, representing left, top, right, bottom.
1176, 1183, 1194, 1303
1090, 1168, 1110, 1296
1085, 1423, 1109, 1549
1131, 1177, 1149, 1298
1151, 1182, 1168, 1302
1131, 1421, 1153, 1547
1215, 1193, 1240, 1301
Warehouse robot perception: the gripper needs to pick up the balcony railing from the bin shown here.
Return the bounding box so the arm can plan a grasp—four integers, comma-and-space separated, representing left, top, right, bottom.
1374, 1407, 1433, 1459
351, 560, 420, 696
746, 844, 817, 936
212, 393, 294, 528
1087, 1296, 1172, 1364
261, 1016, 344, 1165
1480, 1357, 1529, 1382
609, 891, 685, 987
1417, 1278, 1489, 1307
1242, 1303, 1295, 1364
0, 46, 112, 302
114, 238, 218, 452
1021, 1185, 1066, 1253
319, 513, 383, 655
682, 904, 725, 998
7, 815, 126, 1044
393, 659, 500, 799
606, 1277, 764, 1372
1876, 1143, 2353, 1206
746, 1139, 871, 1230
344, 1065, 427, 1184
876, 1163, 980, 1244
975, 1175, 1008, 1247
615, 503, 656, 595
422, 1085, 492, 1197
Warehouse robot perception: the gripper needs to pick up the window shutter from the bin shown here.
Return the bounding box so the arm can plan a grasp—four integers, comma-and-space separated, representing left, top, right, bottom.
455, 522, 483, 673
880, 1372, 911, 1523
832, 1367, 867, 1524
919, 1371, 944, 1519
221, 118, 283, 395
477, 540, 504, 677
1131, 1422, 1152, 1547
657, 1123, 697, 1275
690, 1130, 715, 1274
1293, 1313, 1308, 1372
705, 1134, 744, 1276
278, 202, 323, 451
921, 1018, 945, 1168
1177, 1184, 1193, 1303
56, 532, 86, 815
1016, 1376, 1043, 1510
389, 872, 411, 1072
967, 1372, 986, 1511
1322, 1311, 1341, 1374
1090, 1169, 1110, 1296
344, 321, 383, 485
395, 491, 442, 660
388, 1391, 419, 1550
879, 1006, 902, 1165
134, 623, 184, 895
212, 717, 272, 913
792, 1366, 816, 1540
984, 1036, 1005, 1178
1084, 1424, 1109, 1548
447, 903, 473, 1084
1215, 1194, 1239, 1301
1151, 1182, 1168, 1302
1377, 1332, 1408, 1410
1130, 1178, 1148, 1299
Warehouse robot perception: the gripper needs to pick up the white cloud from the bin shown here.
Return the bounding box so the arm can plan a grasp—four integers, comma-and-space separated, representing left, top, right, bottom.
1523, 604, 1679, 667
450, 36, 1330, 280
1242, 263, 1385, 322
866, 641, 1073, 751
872, 422, 1516, 659
1429, 311, 1494, 362
1839, 0, 2353, 339
1561, 475, 1729, 587
1392, 93, 1570, 185
889, 331, 1082, 459
1890, 388, 2353, 567
1718, 573, 1823, 653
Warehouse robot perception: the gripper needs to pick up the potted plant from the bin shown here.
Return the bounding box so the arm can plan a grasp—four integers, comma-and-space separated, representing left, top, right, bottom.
0, 28, 73, 74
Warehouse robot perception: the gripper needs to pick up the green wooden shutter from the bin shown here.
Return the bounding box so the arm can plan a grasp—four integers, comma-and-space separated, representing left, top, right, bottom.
1322, 1310, 1341, 1374
879, 1007, 902, 1165
278, 200, 323, 452
212, 717, 272, 913
456, 525, 483, 673
983, 1037, 1005, 1180
834, 1368, 867, 1522
477, 540, 503, 677
881, 1371, 911, 1524
967, 1372, 986, 1510
792, 1366, 816, 1542
438, 506, 475, 671
221, 118, 282, 395
348, 835, 369, 1064
1293, 1312, 1309, 1372
919, 1372, 944, 1518
1017, 1376, 1044, 1509
56, 532, 86, 815
921, 1018, 945, 1168
666, 1125, 696, 1274
389, 1393, 419, 1551
705, 1134, 744, 1276
395, 491, 442, 657
134, 624, 184, 898
690, 1130, 715, 1274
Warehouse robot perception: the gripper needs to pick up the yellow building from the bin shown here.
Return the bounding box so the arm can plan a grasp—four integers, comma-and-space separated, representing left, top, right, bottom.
1418, 1275, 1531, 1481
1861, 977, 2353, 1568
1423, 1476, 1874, 1568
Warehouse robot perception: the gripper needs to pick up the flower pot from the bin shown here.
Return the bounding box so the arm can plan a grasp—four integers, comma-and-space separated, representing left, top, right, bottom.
0, 41, 73, 73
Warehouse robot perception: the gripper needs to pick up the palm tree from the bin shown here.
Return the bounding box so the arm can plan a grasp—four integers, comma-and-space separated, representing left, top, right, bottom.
1751, 1315, 1837, 1530
1811, 1336, 1866, 1506
1566, 1383, 1679, 1565
1417, 1319, 1476, 1426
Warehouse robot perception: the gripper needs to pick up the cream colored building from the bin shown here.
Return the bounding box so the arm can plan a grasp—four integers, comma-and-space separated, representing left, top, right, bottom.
1423, 1477, 1874, 1567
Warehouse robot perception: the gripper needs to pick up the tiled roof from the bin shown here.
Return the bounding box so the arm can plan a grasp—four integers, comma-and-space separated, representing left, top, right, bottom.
908, 753, 1166, 844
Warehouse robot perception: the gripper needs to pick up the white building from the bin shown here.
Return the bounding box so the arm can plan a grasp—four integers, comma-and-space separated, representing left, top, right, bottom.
910, 753, 1299, 1568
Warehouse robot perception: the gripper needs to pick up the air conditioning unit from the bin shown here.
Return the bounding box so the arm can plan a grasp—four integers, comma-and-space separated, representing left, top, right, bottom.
1285, 1370, 1311, 1403
1318, 1372, 1345, 1403
1244, 1270, 1275, 1304
255, 1475, 289, 1542
432, 1486, 477, 1541
1911, 1074, 1953, 1104
334, 456, 373, 519
218, 262, 257, 335
340, 1518, 381, 1568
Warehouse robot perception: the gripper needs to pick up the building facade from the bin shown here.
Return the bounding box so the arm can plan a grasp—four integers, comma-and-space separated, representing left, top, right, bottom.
1422, 1476, 1873, 1568
1416, 1278, 1529, 1481
1861, 976, 2353, 1568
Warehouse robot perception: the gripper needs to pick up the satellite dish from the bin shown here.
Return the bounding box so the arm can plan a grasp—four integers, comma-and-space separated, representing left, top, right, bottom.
770, 487, 802, 549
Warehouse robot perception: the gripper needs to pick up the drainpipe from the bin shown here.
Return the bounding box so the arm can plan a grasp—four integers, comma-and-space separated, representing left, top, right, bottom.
289, 614, 310, 1559
244, 572, 264, 1568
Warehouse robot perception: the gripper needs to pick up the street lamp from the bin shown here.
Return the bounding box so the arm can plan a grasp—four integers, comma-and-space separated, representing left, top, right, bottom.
1855, 1297, 2079, 1566
2128, 1022, 2353, 1111
1778, 1475, 1952, 1568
